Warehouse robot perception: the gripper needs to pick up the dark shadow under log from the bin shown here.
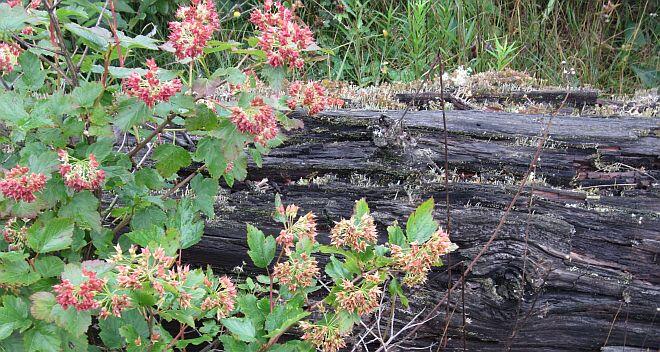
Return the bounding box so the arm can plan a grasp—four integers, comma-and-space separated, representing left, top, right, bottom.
182, 109, 659, 351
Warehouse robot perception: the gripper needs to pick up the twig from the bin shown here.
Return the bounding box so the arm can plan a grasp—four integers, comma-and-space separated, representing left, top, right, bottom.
436, 53, 453, 350
128, 116, 174, 159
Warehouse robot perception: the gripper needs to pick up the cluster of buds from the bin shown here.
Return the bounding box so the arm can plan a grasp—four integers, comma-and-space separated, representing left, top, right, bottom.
0, 166, 47, 202
110, 245, 177, 293
0, 42, 20, 75
6, 0, 40, 9
98, 294, 132, 319
201, 275, 237, 319
2, 218, 28, 251
330, 213, 378, 252
390, 228, 457, 286
229, 97, 279, 145
299, 321, 347, 352
58, 150, 105, 191
275, 210, 317, 254
167, 0, 219, 60
249, 1, 315, 69
335, 277, 382, 316
287, 81, 344, 115
123, 59, 183, 107
53, 269, 106, 311
273, 252, 319, 292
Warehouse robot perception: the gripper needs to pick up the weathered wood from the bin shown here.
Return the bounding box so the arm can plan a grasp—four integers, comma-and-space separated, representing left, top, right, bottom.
180, 109, 658, 351
396, 89, 599, 108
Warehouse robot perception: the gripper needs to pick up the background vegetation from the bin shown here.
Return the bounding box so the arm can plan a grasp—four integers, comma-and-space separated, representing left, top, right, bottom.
131, 0, 658, 93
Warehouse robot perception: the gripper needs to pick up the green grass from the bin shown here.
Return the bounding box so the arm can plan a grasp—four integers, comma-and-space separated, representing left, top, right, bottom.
129, 0, 659, 93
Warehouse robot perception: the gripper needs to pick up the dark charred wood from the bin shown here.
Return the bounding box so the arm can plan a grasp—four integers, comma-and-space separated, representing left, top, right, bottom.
175, 109, 658, 351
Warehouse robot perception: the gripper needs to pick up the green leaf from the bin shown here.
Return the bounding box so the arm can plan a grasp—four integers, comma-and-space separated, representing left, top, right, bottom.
0, 4, 29, 34
99, 310, 148, 348
406, 198, 438, 244
134, 168, 166, 190
246, 224, 276, 268
353, 198, 370, 220
131, 289, 157, 308
153, 144, 192, 178
212, 67, 246, 85
0, 91, 29, 125
387, 223, 406, 247
51, 306, 92, 337
186, 105, 219, 131
115, 98, 150, 131
72, 81, 103, 108
237, 295, 267, 327
33, 256, 65, 278
194, 137, 227, 179
29, 292, 57, 322
325, 255, 351, 281
58, 191, 102, 232
221, 317, 256, 343
191, 174, 219, 218
264, 303, 309, 338
17, 51, 46, 90
219, 335, 249, 352
23, 322, 61, 352
118, 32, 159, 50
27, 218, 74, 253
0, 295, 31, 336
169, 198, 204, 249
64, 23, 109, 50
0, 252, 40, 286
261, 66, 286, 91
388, 278, 409, 307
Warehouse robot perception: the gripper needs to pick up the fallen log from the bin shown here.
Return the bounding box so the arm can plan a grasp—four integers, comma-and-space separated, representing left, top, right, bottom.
181, 109, 658, 351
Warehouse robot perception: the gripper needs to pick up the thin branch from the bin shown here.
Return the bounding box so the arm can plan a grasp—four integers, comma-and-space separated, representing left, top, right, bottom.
45, 0, 79, 86
12, 35, 74, 85
128, 115, 174, 159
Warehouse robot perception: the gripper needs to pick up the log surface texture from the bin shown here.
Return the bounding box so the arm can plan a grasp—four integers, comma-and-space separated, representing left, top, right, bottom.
182, 109, 659, 351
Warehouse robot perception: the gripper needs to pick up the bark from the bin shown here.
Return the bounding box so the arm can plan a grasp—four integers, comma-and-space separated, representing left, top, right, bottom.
182, 109, 659, 351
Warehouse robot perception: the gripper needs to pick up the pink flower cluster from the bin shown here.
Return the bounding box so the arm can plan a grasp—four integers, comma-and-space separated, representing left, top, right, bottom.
287, 81, 344, 115
0, 42, 21, 75
230, 97, 279, 145
330, 213, 378, 252
111, 246, 177, 293
299, 321, 347, 352
123, 59, 182, 107
390, 228, 457, 286
249, 1, 315, 69
0, 166, 46, 202
167, 0, 219, 60
335, 278, 382, 316
2, 218, 27, 251
273, 252, 319, 292
54, 269, 106, 311
6, 0, 40, 9
201, 275, 237, 319
58, 150, 105, 191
